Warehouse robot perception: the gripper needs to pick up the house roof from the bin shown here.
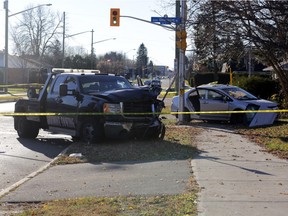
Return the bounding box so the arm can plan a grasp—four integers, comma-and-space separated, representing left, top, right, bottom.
0, 52, 52, 69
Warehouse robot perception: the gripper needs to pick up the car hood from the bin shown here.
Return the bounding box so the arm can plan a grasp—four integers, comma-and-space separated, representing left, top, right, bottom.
89, 88, 158, 103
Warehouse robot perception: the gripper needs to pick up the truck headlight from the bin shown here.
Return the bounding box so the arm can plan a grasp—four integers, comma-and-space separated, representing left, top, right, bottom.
103, 103, 122, 114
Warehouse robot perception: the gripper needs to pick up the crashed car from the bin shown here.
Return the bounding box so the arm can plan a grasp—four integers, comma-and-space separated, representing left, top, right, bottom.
171, 84, 278, 127
14, 70, 166, 143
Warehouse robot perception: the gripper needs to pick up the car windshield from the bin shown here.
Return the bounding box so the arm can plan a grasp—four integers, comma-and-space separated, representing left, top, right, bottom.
222, 87, 258, 100
79, 75, 133, 93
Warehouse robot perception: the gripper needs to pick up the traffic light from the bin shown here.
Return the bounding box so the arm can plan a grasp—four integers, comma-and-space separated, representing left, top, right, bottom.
110, 8, 120, 26
176, 30, 187, 51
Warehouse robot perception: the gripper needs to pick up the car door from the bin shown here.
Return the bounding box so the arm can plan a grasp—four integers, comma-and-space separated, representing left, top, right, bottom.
200, 89, 229, 120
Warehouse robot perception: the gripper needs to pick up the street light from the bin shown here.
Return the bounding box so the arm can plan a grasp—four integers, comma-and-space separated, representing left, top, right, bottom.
91, 37, 116, 69
92, 37, 116, 45
3, 0, 52, 91
124, 49, 136, 58
62, 28, 93, 67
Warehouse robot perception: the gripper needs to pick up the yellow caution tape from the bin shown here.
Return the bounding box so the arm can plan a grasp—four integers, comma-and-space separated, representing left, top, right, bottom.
0, 95, 25, 100
171, 109, 287, 115
0, 83, 43, 88
0, 109, 287, 117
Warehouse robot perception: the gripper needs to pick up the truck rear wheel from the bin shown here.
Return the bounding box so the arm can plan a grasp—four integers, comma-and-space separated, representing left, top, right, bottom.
16, 117, 39, 139
81, 120, 104, 143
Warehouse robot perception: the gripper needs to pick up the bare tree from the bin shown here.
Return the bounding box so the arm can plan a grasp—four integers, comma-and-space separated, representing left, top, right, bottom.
212, 0, 288, 107
11, 4, 62, 60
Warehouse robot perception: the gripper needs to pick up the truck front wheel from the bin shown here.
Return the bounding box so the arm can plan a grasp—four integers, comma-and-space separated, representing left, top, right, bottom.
81, 120, 104, 143
150, 123, 166, 140
16, 117, 39, 139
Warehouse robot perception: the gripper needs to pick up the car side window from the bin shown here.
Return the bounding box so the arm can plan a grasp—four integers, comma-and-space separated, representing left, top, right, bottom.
198, 89, 206, 99
65, 76, 77, 91
51, 75, 66, 95
207, 90, 224, 100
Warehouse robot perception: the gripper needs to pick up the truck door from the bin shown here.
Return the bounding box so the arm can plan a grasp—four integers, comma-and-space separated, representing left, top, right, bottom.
46, 75, 66, 128
57, 76, 79, 129
46, 75, 78, 129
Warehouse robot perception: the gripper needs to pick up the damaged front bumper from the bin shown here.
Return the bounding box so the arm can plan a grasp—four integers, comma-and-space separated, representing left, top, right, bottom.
246, 104, 278, 127
104, 118, 163, 139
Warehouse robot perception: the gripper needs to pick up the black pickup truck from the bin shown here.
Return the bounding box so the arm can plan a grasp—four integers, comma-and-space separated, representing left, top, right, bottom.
14, 69, 165, 143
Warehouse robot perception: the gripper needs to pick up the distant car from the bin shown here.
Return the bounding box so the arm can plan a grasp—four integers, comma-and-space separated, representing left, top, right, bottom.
171, 84, 278, 127
144, 79, 161, 87
144, 80, 152, 86
151, 79, 161, 87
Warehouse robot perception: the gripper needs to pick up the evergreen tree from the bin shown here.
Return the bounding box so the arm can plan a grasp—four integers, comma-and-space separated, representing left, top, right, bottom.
135, 43, 149, 78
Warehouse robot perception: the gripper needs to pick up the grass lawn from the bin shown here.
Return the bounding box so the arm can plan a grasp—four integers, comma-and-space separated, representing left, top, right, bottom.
237, 120, 288, 159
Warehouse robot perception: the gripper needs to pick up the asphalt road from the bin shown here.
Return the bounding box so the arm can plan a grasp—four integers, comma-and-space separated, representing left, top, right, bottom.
0, 102, 72, 198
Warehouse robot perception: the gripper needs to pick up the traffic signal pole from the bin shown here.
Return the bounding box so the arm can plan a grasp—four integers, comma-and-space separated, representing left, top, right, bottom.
111, 5, 187, 124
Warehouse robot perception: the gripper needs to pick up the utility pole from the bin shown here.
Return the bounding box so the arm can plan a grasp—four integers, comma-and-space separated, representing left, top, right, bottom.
4, 0, 8, 92
175, 0, 180, 95
91, 29, 94, 69
177, 0, 187, 123
62, 12, 65, 68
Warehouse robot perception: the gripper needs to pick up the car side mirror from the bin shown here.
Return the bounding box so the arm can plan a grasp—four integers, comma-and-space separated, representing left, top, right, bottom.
223, 96, 232, 102
59, 84, 68, 96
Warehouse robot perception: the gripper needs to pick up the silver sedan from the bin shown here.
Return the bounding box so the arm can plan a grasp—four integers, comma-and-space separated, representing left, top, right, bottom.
171, 84, 278, 127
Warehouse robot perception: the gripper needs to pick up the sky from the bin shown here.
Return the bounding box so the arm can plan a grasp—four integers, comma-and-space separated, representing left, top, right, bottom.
0, 0, 178, 69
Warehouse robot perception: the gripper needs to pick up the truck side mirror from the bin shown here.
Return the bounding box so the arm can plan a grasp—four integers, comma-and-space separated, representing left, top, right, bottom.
59, 84, 68, 96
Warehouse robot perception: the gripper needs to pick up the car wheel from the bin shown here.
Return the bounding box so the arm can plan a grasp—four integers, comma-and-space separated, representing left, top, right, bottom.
148, 123, 166, 140
81, 120, 104, 143
16, 117, 39, 139
230, 113, 244, 124
159, 123, 166, 139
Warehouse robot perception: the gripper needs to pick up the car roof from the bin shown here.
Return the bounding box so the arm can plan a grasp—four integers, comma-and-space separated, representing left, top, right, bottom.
197, 84, 237, 90
57, 72, 120, 77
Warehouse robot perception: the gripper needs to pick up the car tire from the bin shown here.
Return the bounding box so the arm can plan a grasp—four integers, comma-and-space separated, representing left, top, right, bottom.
16, 116, 39, 139
154, 123, 166, 140
158, 123, 166, 139
81, 120, 104, 143
230, 112, 244, 124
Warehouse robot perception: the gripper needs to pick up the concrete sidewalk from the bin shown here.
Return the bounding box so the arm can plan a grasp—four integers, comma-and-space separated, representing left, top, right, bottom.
0, 160, 192, 202
192, 125, 288, 216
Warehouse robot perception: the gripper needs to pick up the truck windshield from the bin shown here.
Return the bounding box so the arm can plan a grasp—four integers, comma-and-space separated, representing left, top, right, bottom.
79, 75, 133, 93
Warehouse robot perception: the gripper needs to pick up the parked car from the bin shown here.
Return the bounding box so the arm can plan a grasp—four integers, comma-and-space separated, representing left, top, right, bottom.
171, 84, 278, 127
151, 79, 161, 87
144, 80, 152, 86
144, 79, 161, 88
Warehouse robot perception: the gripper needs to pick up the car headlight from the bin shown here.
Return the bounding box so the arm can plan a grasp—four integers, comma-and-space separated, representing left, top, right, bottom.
103, 103, 122, 114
